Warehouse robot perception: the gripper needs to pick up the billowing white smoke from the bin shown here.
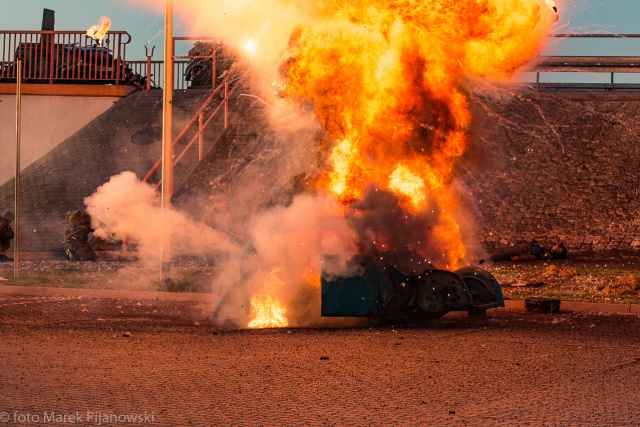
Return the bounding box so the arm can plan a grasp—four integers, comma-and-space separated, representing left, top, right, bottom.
85, 172, 358, 326
85, 171, 240, 261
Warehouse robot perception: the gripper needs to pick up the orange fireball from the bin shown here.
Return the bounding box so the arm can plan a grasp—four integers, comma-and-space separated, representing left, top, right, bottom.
282, 0, 556, 268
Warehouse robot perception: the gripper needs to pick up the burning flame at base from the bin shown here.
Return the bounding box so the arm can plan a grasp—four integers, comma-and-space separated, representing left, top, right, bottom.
247, 267, 289, 329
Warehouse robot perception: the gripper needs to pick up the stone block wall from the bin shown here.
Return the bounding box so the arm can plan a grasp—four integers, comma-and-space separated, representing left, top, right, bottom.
461, 93, 640, 258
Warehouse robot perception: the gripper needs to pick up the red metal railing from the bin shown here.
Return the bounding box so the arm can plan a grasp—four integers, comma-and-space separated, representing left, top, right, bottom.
0, 30, 130, 84
126, 60, 191, 90
141, 67, 245, 190
126, 37, 224, 90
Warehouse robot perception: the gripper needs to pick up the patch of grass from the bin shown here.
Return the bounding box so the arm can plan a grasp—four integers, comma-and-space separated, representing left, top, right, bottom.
155, 278, 210, 293
8, 270, 117, 289
1, 259, 215, 293
489, 260, 640, 304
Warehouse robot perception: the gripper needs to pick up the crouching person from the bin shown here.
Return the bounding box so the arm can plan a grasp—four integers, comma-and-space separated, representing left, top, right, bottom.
63, 210, 97, 261
0, 211, 14, 261
491, 240, 568, 262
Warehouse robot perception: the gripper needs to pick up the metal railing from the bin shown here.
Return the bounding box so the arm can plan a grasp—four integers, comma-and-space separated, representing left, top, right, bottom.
141, 66, 246, 190
0, 30, 131, 84
126, 37, 224, 90
525, 34, 640, 92
126, 60, 193, 90
0, 31, 222, 90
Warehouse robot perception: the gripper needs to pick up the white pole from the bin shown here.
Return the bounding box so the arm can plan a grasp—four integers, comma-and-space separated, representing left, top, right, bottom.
161, 0, 174, 279
14, 58, 22, 278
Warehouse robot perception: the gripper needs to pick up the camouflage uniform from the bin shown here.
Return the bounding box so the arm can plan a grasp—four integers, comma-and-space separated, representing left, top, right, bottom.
491, 240, 553, 262
63, 210, 97, 261
0, 211, 14, 260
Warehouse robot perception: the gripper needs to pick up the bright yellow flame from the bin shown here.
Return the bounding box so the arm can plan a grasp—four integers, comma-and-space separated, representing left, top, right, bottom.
244, 38, 258, 55
388, 164, 426, 209
86, 16, 111, 45
248, 267, 289, 328
328, 139, 359, 198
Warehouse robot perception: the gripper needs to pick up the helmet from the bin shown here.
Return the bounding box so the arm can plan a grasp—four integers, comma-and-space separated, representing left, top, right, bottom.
2, 211, 14, 222
551, 243, 568, 259
529, 241, 544, 256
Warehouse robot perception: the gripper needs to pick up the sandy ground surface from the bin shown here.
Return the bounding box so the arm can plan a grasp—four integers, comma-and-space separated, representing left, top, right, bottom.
1, 293, 639, 426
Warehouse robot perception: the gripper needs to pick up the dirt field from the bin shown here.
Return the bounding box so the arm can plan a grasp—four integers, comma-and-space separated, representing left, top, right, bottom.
1, 293, 639, 426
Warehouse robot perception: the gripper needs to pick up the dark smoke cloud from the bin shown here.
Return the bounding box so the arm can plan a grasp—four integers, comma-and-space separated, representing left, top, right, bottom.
347, 185, 442, 262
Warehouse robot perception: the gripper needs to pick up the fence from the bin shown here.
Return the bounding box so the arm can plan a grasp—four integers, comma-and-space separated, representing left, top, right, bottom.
522, 34, 640, 92
2, 31, 638, 92
0, 31, 222, 90
0, 30, 131, 84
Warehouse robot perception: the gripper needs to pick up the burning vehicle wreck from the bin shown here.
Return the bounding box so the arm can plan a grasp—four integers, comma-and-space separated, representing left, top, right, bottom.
321, 247, 504, 323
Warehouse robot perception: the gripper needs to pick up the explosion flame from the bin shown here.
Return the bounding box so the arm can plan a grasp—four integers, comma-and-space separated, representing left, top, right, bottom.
124, 0, 558, 328
221, 0, 555, 327
247, 266, 289, 328
282, 0, 557, 268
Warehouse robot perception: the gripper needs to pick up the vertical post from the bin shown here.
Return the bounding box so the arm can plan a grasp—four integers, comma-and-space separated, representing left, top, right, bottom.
198, 113, 203, 161
211, 40, 218, 90
161, 0, 174, 278
122, 235, 127, 258
536, 71, 540, 93
224, 80, 229, 129
48, 31, 55, 84
145, 45, 155, 91
42, 8, 55, 84
14, 59, 22, 278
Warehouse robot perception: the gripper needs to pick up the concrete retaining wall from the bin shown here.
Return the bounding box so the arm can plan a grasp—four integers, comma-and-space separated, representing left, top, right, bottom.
0, 94, 118, 185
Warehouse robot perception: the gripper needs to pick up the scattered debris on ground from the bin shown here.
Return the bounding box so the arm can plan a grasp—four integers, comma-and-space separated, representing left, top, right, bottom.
486, 259, 640, 304
600, 275, 640, 297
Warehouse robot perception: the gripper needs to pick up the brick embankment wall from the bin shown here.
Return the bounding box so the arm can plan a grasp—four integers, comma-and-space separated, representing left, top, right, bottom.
462, 93, 640, 258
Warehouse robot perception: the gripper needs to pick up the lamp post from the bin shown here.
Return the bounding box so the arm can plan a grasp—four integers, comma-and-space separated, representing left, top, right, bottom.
161, 0, 174, 279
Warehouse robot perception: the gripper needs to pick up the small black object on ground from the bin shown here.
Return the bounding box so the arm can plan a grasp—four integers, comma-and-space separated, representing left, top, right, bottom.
525, 297, 561, 313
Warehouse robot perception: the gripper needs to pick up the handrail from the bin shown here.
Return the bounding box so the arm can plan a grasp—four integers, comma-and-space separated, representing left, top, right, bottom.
141, 66, 245, 191
550, 33, 640, 38
522, 34, 640, 92
531, 56, 640, 73
0, 30, 131, 84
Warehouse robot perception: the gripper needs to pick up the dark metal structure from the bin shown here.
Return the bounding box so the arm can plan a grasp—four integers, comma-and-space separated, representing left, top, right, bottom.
321, 250, 504, 323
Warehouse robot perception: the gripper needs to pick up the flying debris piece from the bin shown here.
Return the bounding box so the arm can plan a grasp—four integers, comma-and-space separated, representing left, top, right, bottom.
86, 16, 111, 45
546, 0, 558, 13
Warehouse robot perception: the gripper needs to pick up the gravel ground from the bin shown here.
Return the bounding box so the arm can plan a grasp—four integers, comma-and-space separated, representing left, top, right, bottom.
1, 294, 639, 426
